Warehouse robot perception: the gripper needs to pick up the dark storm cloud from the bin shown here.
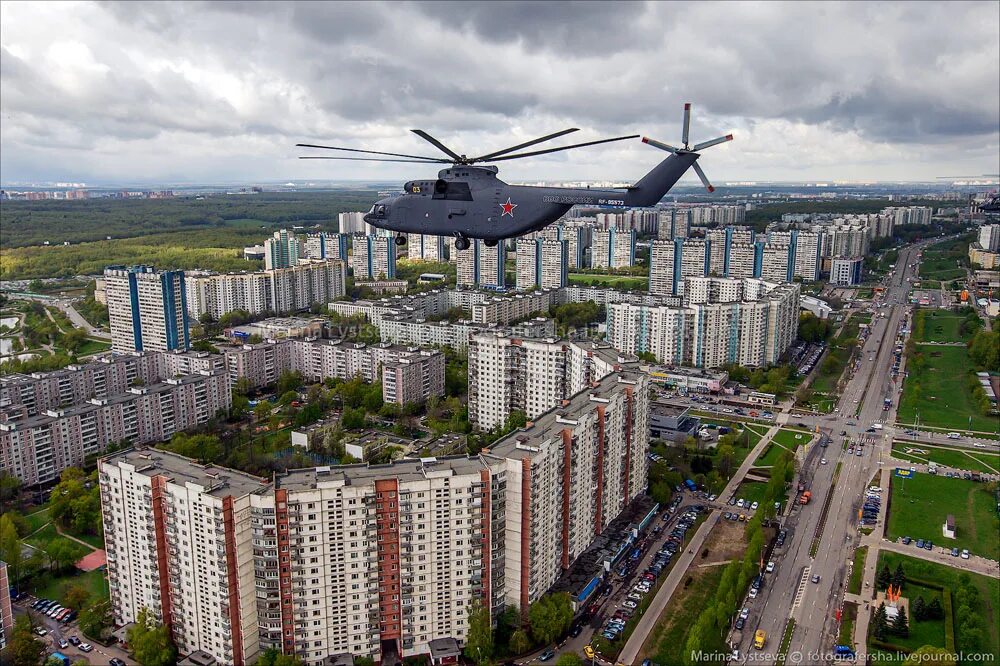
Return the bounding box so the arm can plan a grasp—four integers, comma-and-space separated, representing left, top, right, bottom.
1, 0, 997, 183
414, 1, 656, 53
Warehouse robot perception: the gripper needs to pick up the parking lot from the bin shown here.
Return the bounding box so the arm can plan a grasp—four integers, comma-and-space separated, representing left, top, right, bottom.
13, 594, 133, 665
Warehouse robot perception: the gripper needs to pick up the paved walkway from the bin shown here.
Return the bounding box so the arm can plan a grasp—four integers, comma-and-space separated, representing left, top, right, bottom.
618, 423, 782, 664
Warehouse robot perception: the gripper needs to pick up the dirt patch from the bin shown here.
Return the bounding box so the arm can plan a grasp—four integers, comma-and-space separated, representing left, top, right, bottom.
698, 517, 750, 565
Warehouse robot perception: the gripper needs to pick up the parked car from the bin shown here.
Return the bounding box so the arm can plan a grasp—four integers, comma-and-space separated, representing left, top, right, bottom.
735, 617, 746, 630
79, 644, 94, 653
766, 561, 775, 573
538, 650, 556, 662
902, 536, 911, 545
961, 549, 970, 559
748, 587, 758, 599
916, 539, 925, 548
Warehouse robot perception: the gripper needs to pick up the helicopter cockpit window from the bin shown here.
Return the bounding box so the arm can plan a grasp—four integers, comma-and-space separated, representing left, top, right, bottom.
374, 205, 386, 217
431, 181, 473, 201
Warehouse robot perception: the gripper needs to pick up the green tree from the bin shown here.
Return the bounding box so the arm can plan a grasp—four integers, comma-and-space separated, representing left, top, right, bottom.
127, 607, 178, 666
556, 655, 583, 666
257, 648, 304, 666
64, 584, 91, 611
0, 470, 22, 503
912, 595, 926, 621
873, 602, 889, 641
877, 564, 892, 590
79, 601, 113, 638
0, 513, 24, 584
464, 601, 494, 666
276, 370, 303, 396
45, 538, 81, 572
891, 605, 909, 637
509, 629, 531, 655
3, 616, 46, 666
253, 400, 274, 422
926, 597, 944, 620
528, 593, 574, 645
354, 658, 375, 666
892, 562, 906, 589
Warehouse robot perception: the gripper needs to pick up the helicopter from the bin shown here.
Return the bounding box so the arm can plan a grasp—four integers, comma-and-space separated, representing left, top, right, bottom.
298, 104, 732, 250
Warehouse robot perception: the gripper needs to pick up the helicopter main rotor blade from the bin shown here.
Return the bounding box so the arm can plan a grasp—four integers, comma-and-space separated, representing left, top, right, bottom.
296, 143, 450, 162
299, 156, 448, 163
486, 134, 641, 162
691, 134, 734, 152
471, 128, 580, 162
410, 130, 463, 162
691, 161, 715, 193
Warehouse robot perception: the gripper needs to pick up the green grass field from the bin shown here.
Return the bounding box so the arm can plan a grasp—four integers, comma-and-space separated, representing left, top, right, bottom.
24, 506, 51, 534
811, 316, 862, 394
734, 480, 769, 506
891, 442, 1000, 475
872, 551, 999, 661
568, 273, 648, 290
880, 580, 947, 651
76, 338, 112, 356
755, 429, 811, 466
886, 472, 999, 560
848, 546, 867, 595
897, 345, 998, 432
30, 567, 109, 607
648, 566, 727, 666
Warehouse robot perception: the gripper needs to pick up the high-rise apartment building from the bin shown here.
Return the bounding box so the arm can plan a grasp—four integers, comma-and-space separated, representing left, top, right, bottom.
406, 234, 446, 261
303, 232, 349, 262
658, 209, 691, 240
591, 229, 636, 268
468, 335, 624, 430
455, 241, 506, 289
648, 240, 678, 296
105, 265, 190, 354
338, 211, 369, 235
607, 278, 799, 368
265, 229, 302, 270
515, 238, 568, 290
382, 350, 446, 405
830, 257, 864, 286
726, 241, 761, 279
978, 224, 1000, 252
759, 242, 792, 283
350, 234, 397, 280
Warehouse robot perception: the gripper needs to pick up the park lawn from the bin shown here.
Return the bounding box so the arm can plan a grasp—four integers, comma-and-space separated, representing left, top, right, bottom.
874, 551, 999, 661
755, 429, 810, 466
76, 338, 112, 356
882, 581, 947, 652
648, 566, 727, 666
24, 523, 92, 560
568, 273, 648, 290
734, 480, 769, 506
912, 309, 975, 343
30, 566, 109, 607
848, 546, 867, 595
885, 472, 999, 560
897, 345, 997, 432
24, 505, 51, 534
890, 442, 1000, 475
811, 316, 862, 394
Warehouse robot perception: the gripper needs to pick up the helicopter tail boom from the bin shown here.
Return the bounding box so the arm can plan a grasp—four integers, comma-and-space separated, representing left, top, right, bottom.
624, 152, 700, 207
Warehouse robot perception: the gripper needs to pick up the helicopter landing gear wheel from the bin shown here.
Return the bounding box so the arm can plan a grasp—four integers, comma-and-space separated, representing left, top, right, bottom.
394, 234, 407, 246
484, 239, 498, 247
454, 236, 470, 251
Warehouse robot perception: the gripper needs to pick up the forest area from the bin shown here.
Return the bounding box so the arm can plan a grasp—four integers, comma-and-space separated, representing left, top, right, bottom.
0, 191, 381, 279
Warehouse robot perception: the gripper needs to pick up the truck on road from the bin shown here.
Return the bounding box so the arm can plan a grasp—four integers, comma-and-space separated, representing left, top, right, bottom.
799, 490, 813, 505
754, 629, 767, 649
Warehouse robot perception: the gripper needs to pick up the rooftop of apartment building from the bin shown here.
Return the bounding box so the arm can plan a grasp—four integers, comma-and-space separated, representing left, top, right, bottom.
487, 368, 644, 461
274, 454, 489, 491
102, 447, 271, 498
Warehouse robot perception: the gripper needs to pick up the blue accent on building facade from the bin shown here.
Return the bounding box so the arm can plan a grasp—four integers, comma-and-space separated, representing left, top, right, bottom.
128, 270, 143, 351
753, 241, 764, 278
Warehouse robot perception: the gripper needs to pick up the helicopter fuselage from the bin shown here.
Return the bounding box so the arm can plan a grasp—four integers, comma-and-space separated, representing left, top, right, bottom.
364, 166, 632, 241
363, 152, 699, 242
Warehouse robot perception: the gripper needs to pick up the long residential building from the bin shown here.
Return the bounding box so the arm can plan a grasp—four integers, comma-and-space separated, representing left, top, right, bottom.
515, 238, 568, 290
2, 370, 230, 486
98, 365, 648, 665
186, 260, 347, 320
407, 234, 447, 261
607, 278, 800, 368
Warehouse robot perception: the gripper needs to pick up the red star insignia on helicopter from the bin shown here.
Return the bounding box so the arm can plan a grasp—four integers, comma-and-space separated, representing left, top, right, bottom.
499, 197, 517, 217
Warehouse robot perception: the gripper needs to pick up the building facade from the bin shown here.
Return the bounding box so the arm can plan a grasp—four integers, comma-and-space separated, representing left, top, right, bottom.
265, 229, 302, 270
105, 265, 190, 354
830, 257, 864, 286
455, 241, 506, 289
350, 234, 397, 280
407, 234, 447, 261
515, 238, 568, 291
591, 229, 636, 269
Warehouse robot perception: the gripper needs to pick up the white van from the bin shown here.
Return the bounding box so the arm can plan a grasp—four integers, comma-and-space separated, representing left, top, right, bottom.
947, 432, 960, 440
872, 423, 883, 430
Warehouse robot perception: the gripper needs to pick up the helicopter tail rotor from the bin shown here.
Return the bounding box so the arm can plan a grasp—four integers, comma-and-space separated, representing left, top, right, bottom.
641, 103, 733, 192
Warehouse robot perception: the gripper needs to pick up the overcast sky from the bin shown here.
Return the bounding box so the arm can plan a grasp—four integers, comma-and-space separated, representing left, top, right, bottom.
2, 1, 998, 185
